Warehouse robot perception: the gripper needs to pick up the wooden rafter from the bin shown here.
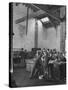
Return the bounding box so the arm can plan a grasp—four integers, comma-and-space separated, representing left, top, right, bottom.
32, 4, 61, 23
15, 10, 46, 24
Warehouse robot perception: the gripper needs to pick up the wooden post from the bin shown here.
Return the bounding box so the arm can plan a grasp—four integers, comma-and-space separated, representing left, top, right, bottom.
60, 22, 66, 52
34, 19, 38, 48
60, 7, 66, 52
26, 7, 29, 35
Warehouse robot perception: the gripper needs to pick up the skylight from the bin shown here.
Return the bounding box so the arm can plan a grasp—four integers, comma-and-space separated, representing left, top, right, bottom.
41, 17, 49, 23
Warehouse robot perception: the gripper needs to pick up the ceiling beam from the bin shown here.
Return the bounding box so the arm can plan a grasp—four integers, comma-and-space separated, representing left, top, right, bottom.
32, 4, 61, 22
15, 4, 65, 24
15, 10, 46, 24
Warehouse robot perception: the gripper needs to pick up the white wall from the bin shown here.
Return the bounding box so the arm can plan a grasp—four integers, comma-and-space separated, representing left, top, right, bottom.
13, 3, 35, 51
38, 20, 61, 51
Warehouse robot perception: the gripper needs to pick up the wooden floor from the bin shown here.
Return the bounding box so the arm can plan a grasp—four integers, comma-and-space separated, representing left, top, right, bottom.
13, 67, 66, 87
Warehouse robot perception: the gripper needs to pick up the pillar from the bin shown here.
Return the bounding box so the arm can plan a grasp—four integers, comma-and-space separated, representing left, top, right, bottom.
34, 19, 38, 48
60, 22, 66, 52
60, 7, 66, 52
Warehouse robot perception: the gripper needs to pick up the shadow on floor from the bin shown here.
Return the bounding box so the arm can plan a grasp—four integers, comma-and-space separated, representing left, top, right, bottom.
12, 67, 66, 87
